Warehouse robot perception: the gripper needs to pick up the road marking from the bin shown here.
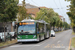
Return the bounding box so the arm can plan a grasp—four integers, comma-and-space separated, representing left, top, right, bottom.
39, 39, 50, 46
44, 44, 68, 49
39, 37, 53, 46
44, 44, 50, 48
57, 41, 61, 43
10, 45, 40, 47
53, 37, 55, 38
68, 38, 71, 50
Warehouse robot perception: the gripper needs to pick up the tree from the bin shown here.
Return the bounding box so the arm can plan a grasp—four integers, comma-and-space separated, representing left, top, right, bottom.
46, 8, 56, 23
63, 22, 69, 30
47, 10, 62, 30
35, 8, 48, 20
66, 0, 75, 32
28, 14, 34, 19
35, 8, 56, 24
17, 0, 28, 21
0, 0, 4, 13
15, 0, 19, 3
35, 8, 62, 30
0, 0, 18, 41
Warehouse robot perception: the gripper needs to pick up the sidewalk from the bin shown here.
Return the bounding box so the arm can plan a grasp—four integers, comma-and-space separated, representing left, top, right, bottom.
71, 32, 75, 50
0, 39, 17, 49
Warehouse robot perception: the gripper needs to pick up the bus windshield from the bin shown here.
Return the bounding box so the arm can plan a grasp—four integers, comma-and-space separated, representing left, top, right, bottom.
18, 24, 35, 34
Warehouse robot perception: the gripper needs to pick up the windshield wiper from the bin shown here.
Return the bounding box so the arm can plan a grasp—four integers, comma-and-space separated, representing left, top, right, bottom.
19, 32, 30, 34
24, 32, 30, 34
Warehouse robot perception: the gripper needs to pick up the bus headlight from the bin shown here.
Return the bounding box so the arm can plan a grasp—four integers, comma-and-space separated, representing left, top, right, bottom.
18, 36, 21, 38
33, 35, 36, 38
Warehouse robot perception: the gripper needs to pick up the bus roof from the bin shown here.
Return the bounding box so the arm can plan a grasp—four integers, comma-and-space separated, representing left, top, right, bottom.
21, 19, 49, 24
21, 19, 35, 22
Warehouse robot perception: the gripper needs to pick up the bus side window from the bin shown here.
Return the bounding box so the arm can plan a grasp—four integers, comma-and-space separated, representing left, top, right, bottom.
37, 23, 39, 34
37, 28, 40, 34
37, 23, 44, 34
37, 23, 39, 28
47, 25, 50, 32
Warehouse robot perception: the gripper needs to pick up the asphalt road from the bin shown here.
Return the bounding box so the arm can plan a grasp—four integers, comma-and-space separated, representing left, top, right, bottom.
0, 29, 72, 50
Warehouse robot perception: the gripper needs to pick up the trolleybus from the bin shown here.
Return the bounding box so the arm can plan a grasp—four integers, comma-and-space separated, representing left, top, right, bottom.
17, 19, 51, 42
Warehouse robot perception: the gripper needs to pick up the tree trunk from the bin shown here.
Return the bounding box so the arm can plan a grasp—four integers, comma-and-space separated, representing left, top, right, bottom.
3, 22, 6, 42
53, 26, 55, 31
50, 23, 51, 30
4, 25, 6, 42
73, 27, 75, 33
58, 27, 60, 31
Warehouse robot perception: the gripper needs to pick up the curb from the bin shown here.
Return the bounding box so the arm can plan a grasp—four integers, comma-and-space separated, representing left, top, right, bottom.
68, 38, 71, 50
71, 32, 75, 50
0, 42, 17, 49
70, 38, 75, 50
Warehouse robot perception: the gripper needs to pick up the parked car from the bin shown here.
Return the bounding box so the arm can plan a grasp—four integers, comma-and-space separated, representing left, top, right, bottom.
0, 36, 2, 42
0, 32, 8, 41
54, 28, 59, 32
9, 32, 17, 39
51, 30, 55, 37
0, 32, 17, 41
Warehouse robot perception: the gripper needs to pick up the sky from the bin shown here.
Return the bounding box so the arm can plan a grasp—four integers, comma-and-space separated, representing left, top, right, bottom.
19, 0, 71, 24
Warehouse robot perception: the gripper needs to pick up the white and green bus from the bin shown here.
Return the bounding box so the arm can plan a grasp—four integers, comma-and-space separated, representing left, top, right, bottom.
17, 19, 51, 42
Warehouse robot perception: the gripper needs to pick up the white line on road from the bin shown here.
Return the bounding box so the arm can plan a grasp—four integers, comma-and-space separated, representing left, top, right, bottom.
57, 41, 61, 43
9, 45, 40, 47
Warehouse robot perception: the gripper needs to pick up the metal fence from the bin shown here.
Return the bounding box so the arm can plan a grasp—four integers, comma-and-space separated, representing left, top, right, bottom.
0, 32, 17, 43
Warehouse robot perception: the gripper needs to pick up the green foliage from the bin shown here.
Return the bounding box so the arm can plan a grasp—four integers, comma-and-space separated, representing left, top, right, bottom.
44, 8, 56, 24
35, 8, 64, 28
0, 0, 18, 42
50, 12, 61, 27
0, 0, 4, 13
0, 0, 18, 22
35, 8, 55, 23
17, 0, 28, 21
35, 7, 70, 29
35, 8, 48, 20
28, 14, 34, 19
14, 0, 19, 4
66, 0, 75, 28
65, 0, 70, 1
63, 22, 70, 29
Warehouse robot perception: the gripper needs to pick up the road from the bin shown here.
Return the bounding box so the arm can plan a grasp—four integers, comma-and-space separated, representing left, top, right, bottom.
0, 29, 72, 50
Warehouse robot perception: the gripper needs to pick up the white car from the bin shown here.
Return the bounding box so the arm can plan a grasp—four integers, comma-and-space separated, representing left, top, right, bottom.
51, 30, 55, 37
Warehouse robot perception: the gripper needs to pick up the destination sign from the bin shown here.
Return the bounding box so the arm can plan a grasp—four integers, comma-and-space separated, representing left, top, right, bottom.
19, 22, 34, 25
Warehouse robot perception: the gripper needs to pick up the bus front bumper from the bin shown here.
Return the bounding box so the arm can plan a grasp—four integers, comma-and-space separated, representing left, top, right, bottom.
17, 39, 38, 42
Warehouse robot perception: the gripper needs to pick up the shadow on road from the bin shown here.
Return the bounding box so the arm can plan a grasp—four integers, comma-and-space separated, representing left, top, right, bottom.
18, 38, 49, 45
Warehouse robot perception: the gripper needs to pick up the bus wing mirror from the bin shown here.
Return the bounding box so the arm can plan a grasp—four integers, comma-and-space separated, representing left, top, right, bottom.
14, 25, 16, 29
37, 24, 38, 28
17, 23, 19, 27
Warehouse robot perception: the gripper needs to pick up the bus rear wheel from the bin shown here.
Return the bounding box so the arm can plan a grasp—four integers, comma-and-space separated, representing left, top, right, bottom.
37, 36, 41, 42
44, 35, 46, 40
22, 42, 25, 44
48, 34, 50, 39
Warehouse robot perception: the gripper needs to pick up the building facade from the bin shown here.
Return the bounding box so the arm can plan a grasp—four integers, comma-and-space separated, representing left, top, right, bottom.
59, 15, 65, 22
18, 3, 48, 18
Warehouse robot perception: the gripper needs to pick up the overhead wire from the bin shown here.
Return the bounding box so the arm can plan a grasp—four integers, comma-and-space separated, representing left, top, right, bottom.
26, 0, 39, 6
59, 0, 70, 23
30, 0, 65, 20
26, 0, 33, 5
59, 0, 66, 17
31, 0, 40, 6
52, 7, 68, 10
26, 0, 45, 20
26, 0, 67, 21
54, 0, 64, 15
